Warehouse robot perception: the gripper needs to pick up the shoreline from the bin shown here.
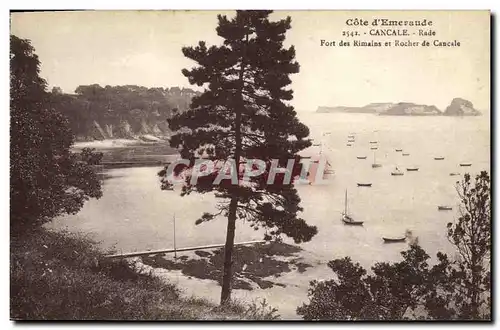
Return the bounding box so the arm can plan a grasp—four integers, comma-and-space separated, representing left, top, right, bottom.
121, 242, 328, 319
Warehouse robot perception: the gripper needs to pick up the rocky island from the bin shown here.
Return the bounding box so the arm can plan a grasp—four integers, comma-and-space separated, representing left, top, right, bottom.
317, 98, 481, 116
379, 103, 441, 116
443, 98, 482, 116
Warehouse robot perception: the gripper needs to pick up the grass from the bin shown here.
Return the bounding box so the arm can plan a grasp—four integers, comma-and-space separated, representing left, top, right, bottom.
10, 228, 279, 320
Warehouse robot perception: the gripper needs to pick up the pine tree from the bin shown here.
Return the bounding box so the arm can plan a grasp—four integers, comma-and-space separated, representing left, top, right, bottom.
161, 10, 318, 304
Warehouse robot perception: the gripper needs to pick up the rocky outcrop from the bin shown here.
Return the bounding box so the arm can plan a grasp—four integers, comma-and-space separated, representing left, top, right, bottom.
116, 120, 134, 138
380, 102, 442, 116
139, 119, 152, 135
362, 103, 395, 113
77, 119, 173, 141
54, 84, 200, 141
91, 121, 107, 140
152, 124, 163, 135
444, 98, 481, 116
318, 98, 482, 116
316, 102, 435, 115
105, 124, 114, 138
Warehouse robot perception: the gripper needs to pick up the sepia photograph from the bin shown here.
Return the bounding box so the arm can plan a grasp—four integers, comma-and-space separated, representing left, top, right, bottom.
9, 9, 491, 321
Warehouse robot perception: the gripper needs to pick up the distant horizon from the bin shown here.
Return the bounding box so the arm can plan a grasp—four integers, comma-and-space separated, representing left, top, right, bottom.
51, 83, 490, 113
315, 99, 490, 112
10, 10, 490, 111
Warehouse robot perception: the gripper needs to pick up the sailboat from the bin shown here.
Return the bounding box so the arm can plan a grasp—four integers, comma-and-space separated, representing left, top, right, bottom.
391, 167, 404, 176
372, 151, 382, 168
341, 189, 364, 226
323, 160, 335, 175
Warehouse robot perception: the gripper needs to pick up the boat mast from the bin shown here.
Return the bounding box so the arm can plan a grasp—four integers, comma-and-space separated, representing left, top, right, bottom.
344, 189, 348, 215
173, 213, 177, 260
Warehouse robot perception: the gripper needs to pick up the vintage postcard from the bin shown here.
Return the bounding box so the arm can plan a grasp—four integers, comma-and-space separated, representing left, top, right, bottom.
10, 10, 491, 321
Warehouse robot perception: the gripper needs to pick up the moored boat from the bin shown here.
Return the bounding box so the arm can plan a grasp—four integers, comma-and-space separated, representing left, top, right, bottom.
449, 172, 460, 176
343, 217, 364, 226
395, 149, 403, 152
383, 237, 406, 243
459, 163, 472, 167
434, 157, 445, 160
383, 230, 412, 243
391, 167, 404, 176
402, 153, 410, 156
357, 183, 372, 187
341, 189, 364, 226
370, 147, 378, 150
357, 156, 367, 159
406, 167, 419, 171
438, 206, 453, 211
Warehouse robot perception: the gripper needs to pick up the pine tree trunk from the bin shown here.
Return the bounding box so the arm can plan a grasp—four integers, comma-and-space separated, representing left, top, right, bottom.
220, 197, 238, 304
219, 100, 243, 305
220, 33, 247, 305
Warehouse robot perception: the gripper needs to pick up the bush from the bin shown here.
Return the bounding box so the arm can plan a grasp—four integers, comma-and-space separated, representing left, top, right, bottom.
10, 228, 279, 320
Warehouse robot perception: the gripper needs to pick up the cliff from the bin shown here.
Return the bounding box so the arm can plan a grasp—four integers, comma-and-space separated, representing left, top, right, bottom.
51, 85, 201, 141
444, 98, 481, 116
316, 102, 435, 115
379, 102, 442, 116
86, 119, 172, 141
362, 103, 396, 113
317, 98, 480, 116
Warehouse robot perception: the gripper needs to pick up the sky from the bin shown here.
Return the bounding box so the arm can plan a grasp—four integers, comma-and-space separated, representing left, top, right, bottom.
10, 10, 490, 111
